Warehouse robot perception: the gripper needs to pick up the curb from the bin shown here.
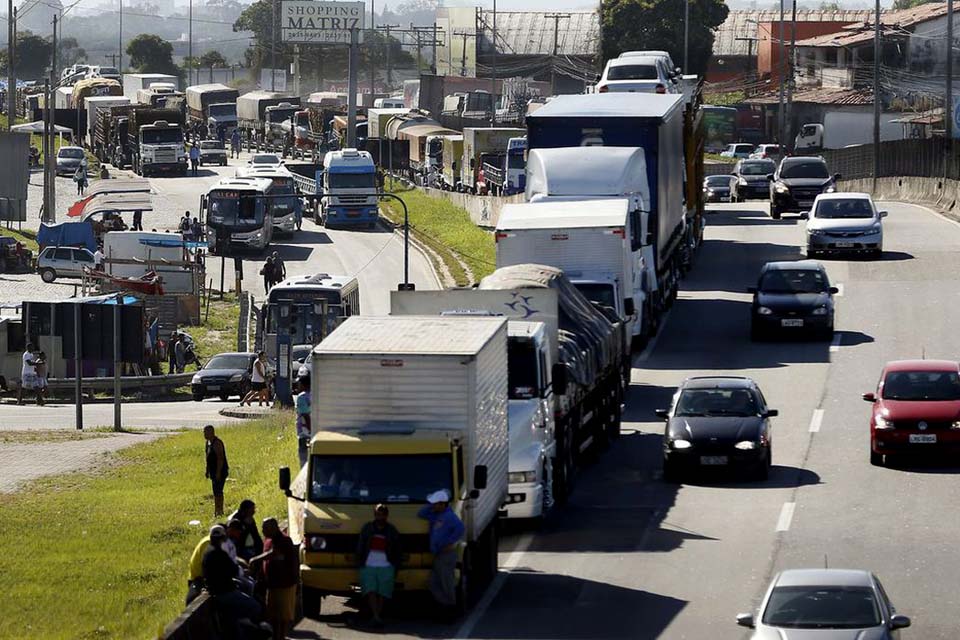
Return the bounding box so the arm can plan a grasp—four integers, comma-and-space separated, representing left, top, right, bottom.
218, 406, 278, 419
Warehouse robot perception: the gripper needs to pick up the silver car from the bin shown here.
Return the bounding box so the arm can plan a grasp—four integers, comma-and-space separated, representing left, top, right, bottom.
737, 569, 910, 639
805, 192, 886, 258
37, 246, 96, 282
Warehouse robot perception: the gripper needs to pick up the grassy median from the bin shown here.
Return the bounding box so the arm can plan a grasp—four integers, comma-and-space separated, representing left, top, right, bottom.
0, 227, 39, 253
381, 180, 496, 286
0, 415, 298, 640
190, 292, 243, 363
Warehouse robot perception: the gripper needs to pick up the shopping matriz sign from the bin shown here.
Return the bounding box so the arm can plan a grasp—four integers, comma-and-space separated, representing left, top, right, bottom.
281, 1, 365, 44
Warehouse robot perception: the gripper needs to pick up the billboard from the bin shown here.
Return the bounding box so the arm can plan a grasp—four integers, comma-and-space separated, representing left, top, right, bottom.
281, 1, 365, 44
0, 133, 29, 221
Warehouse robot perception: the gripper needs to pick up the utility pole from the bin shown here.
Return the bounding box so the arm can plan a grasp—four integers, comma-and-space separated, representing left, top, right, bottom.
545, 13, 570, 95
377, 24, 399, 88
118, 0, 123, 73
271, 0, 277, 90
778, 0, 785, 145
188, 0, 192, 86
597, 0, 604, 76
432, 21, 438, 74
347, 28, 358, 147
874, 0, 881, 190
412, 22, 422, 72
452, 30, 476, 77
293, 44, 300, 96
946, 0, 954, 178
785, 0, 797, 151
7, 3, 15, 128
683, 0, 689, 73
369, 0, 375, 95
491, 0, 497, 125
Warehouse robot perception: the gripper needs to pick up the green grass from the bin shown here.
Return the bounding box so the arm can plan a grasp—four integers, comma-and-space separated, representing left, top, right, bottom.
0, 227, 38, 253
191, 292, 241, 362
0, 415, 298, 640
382, 180, 496, 286
704, 152, 734, 163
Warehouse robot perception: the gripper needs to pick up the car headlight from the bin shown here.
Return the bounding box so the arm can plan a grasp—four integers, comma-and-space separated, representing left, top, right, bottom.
825, 185, 836, 193
951, 420, 960, 430
734, 440, 758, 450
756, 306, 774, 316
191, 374, 201, 384
229, 373, 244, 382
306, 535, 327, 551
775, 182, 789, 194
875, 415, 894, 430
508, 470, 538, 484
811, 306, 828, 315
671, 438, 693, 450
863, 225, 881, 235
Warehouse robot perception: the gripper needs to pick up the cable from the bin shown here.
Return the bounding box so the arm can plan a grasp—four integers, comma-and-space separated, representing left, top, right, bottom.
349, 231, 398, 279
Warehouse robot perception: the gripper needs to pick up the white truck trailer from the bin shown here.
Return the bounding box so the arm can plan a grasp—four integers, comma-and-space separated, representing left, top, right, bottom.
123, 73, 179, 103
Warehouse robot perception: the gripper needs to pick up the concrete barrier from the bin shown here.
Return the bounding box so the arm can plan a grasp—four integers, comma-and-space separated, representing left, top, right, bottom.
839, 177, 960, 219
159, 593, 219, 640
418, 187, 525, 229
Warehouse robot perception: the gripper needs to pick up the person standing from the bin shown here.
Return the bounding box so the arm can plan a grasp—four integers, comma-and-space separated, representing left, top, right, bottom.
271, 251, 286, 284
228, 499, 264, 561
260, 256, 275, 293
167, 332, 179, 374
204, 425, 229, 517
241, 352, 269, 407
252, 518, 299, 640
174, 335, 186, 373
231, 128, 241, 159
190, 217, 203, 243
93, 245, 104, 271
357, 504, 402, 628
74, 165, 87, 195
189, 143, 200, 176
132, 209, 143, 231
17, 342, 40, 406
295, 375, 312, 467
417, 490, 465, 620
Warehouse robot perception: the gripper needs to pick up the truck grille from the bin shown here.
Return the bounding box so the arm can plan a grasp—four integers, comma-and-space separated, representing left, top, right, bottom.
155, 150, 177, 163
312, 533, 431, 554
337, 195, 372, 206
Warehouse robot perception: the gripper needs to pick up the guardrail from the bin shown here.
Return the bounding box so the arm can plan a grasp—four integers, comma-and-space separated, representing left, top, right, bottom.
159, 593, 218, 640
46, 371, 194, 393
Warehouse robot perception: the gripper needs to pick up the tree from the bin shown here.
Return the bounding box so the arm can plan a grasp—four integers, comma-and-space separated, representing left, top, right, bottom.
602, 0, 729, 76
58, 37, 87, 69
818, 1, 841, 10
199, 50, 229, 68
0, 31, 53, 80
126, 33, 178, 74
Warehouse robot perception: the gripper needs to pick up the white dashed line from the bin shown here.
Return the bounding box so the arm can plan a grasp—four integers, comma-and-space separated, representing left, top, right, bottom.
776, 502, 796, 532
830, 334, 842, 352
809, 409, 824, 433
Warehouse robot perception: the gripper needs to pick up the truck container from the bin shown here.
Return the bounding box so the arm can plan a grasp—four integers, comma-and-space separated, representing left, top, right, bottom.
123, 73, 179, 102
95, 104, 133, 165
85, 96, 129, 149
526, 93, 695, 343
461, 127, 526, 193
440, 134, 464, 191
71, 78, 122, 110
495, 199, 640, 349
280, 315, 508, 616
384, 113, 456, 179
365, 107, 409, 140
135, 86, 183, 108
481, 136, 526, 196
55, 86, 74, 110
237, 91, 299, 142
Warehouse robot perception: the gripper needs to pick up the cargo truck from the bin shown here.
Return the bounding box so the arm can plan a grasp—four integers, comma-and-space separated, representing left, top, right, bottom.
71, 78, 122, 110
461, 127, 526, 193
94, 104, 132, 166
321, 149, 379, 228
495, 199, 641, 351
278, 315, 508, 617
85, 96, 129, 149
136, 85, 183, 108
185, 84, 239, 138
236, 91, 300, 147
127, 107, 188, 176
481, 136, 526, 196
440, 134, 464, 191
123, 73, 179, 102
526, 93, 698, 343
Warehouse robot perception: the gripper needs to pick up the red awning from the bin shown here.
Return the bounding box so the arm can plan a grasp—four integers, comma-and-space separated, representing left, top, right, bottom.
67, 195, 95, 218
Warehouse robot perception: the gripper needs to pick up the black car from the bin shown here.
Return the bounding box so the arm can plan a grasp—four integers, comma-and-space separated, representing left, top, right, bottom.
191, 352, 257, 401
703, 175, 733, 202
730, 159, 776, 202
769, 156, 841, 219
657, 376, 777, 481
749, 261, 837, 340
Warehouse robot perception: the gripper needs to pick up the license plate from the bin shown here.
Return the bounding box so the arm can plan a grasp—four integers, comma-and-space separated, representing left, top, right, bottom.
207, 385, 220, 391
700, 456, 728, 465
909, 434, 937, 443
781, 319, 804, 327
347, 210, 361, 217
834, 242, 854, 248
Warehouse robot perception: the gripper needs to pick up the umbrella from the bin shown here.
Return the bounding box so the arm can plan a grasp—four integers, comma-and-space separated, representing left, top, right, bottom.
10, 121, 74, 135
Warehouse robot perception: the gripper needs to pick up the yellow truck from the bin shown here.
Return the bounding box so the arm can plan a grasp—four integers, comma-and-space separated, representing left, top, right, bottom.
279, 315, 509, 617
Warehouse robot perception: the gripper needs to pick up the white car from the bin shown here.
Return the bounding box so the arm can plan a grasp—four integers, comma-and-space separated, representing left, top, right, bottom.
248, 153, 284, 168
597, 55, 678, 94
720, 143, 756, 159
805, 192, 886, 258
749, 144, 782, 160
37, 246, 96, 282
85, 65, 121, 82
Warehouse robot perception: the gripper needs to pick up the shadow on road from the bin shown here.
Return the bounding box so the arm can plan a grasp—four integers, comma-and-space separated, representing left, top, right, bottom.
877, 250, 915, 262
680, 239, 804, 294
669, 465, 822, 490
706, 209, 797, 227
835, 330, 875, 348
283, 230, 333, 246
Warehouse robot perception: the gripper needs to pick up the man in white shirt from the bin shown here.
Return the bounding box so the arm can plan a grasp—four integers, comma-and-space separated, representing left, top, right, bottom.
93, 247, 104, 270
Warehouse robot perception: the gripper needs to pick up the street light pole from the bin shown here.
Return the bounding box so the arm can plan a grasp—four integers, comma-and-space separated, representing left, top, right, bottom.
491, 0, 496, 126
7, 2, 15, 128
683, 0, 689, 73
778, 0, 785, 145
118, 0, 123, 73
188, 0, 192, 86
379, 192, 410, 289
271, 0, 277, 90
873, 0, 881, 190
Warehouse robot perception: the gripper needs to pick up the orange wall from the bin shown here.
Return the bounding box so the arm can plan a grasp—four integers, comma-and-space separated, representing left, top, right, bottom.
757, 21, 857, 79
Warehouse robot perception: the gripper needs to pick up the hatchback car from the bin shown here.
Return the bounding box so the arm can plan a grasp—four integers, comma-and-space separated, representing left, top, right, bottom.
703, 175, 733, 202
190, 352, 258, 401
720, 143, 756, 159
736, 569, 910, 639
56, 147, 87, 176
770, 156, 841, 219
36, 246, 95, 282
731, 159, 777, 202
199, 140, 228, 166
749, 261, 837, 340
248, 153, 283, 167
864, 359, 960, 467
657, 376, 777, 481
596, 55, 677, 94
806, 193, 886, 257
749, 143, 782, 161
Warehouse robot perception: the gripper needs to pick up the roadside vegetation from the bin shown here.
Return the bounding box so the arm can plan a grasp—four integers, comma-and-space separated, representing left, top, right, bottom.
0, 415, 297, 639
190, 292, 243, 363
381, 179, 496, 286
0, 227, 39, 253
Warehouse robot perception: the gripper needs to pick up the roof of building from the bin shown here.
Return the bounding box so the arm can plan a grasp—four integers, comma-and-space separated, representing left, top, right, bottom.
476, 10, 600, 57
713, 9, 879, 57
745, 87, 873, 106
795, 1, 949, 47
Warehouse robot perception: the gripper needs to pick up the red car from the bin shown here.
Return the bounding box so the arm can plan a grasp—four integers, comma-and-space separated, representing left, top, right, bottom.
864, 359, 960, 466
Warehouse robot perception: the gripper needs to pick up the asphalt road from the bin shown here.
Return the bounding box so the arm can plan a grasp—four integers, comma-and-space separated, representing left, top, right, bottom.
293, 199, 960, 639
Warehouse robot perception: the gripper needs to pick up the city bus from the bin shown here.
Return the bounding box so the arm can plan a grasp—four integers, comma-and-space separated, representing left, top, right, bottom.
236, 165, 302, 236
201, 177, 275, 254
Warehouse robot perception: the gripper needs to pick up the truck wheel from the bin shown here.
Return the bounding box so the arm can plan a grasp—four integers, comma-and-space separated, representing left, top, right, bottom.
553, 425, 576, 503
40, 268, 56, 283
301, 587, 323, 620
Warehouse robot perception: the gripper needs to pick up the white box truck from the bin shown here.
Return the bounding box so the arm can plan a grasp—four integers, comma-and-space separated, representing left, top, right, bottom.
496, 199, 642, 348
123, 73, 179, 103
85, 96, 130, 148
279, 315, 508, 617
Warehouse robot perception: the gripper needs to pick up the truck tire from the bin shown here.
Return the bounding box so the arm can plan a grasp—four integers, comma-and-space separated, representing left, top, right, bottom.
553, 422, 577, 503
301, 587, 323, 620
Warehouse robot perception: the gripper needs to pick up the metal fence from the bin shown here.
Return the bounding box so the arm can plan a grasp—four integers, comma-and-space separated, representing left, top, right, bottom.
822, 138, 960, 182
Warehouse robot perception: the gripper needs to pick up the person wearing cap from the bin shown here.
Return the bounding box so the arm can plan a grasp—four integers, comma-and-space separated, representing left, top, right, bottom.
250, 518, 299, 640
202, 524, 263, 635
418, 489, 465, 616
357, 504, 402, 628
186, 528, 215, 605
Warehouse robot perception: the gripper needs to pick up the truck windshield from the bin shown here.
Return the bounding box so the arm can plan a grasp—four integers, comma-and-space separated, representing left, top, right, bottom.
574, 282, 618, 311
508, 339, 540, 400
141, 129, 183, 144
268, 108, 299, 123
208, 192, 264, 225
269, 180, 300, 218
328, 173, 375, 189
209, 104, 236, 117
508, 154, 525, 169
309, 454, 452, 503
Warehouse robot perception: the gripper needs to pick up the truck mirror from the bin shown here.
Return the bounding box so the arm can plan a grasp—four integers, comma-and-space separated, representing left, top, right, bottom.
473, 464, 488, 490
624, 298, 636, 316
552, 363, 568, 396
279, 466, 291, 493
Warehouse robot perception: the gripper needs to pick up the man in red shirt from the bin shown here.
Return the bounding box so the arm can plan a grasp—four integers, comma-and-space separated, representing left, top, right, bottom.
252, 518, 299, 640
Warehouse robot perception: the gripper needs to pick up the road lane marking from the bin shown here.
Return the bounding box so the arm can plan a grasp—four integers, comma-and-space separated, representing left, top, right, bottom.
809, 409, 824, 433
776, 502, 796, 532
454, 532, 535, 639
830, 334, 841, 352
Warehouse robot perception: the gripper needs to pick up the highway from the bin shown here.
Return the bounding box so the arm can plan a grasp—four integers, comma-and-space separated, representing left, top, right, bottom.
295, 199, 960, 638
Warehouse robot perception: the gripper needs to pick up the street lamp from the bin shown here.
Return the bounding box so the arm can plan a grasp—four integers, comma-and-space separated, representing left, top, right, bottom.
378, 192, 412, 289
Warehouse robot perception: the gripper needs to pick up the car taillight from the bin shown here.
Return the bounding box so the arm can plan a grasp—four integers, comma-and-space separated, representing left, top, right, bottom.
656, 84, 666, 94
598, 85, 609, 93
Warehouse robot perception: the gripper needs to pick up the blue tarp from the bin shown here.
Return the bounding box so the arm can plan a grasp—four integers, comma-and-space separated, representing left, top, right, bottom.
137, 238, 208, 249
37, 221, 96, 252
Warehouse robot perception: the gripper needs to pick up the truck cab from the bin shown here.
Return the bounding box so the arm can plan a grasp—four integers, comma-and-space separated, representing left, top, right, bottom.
795, 123, 824, 152
322, 149, 379, 229
207, 102, 238, 139
265, 102, 300, 145
137, 120, 187, 176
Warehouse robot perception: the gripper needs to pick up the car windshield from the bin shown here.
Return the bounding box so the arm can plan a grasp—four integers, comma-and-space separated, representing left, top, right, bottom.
205, 355, 251, 370
734, 145, 754, 153
201, 141, 224, 150
309, 454, 452, 504
292, 346, 312, 362
781, 160, 830, 179
815, 199, 874, 219
253, 155, 280, 165
607, 64, 659, 80
59, 148, 84, 159
741, 162, 774, 176
882, 370, 960, 401
706, 176, 730, 186
675, 388, 758, 417
762, 586, 881, 628
759, 269, 828, 294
